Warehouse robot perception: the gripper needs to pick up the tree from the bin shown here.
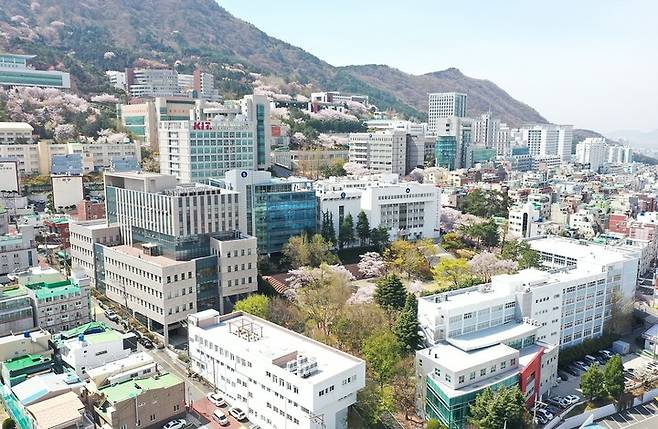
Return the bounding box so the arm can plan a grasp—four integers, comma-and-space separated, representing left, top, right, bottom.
356, 210, 370, 246
233, 294, 270, 319
468, 386, 530, 429
357, 380, 395, 426
441, 232, 466, 251
338, 213, 355, 248
320, 211, 336, 245
282, 234, 338, 269
358, 252, 386, 278
394, 294, 422, 352
391, 356, 418, 421
383, 239, 432, 280
467, 251, 518, 281
581, 364, 606, 401
608, 289, 634, 335
462, 189, 510, 218
460, 219, 500, 249
604, 356, 625, 401
2, 419, 16, 429
361, 330, 401, 387
426, 419, 446, 429
370, 225, 390, 253
500, 240, 541, 269
433, 258, 472, 289
374, 274, 407, 312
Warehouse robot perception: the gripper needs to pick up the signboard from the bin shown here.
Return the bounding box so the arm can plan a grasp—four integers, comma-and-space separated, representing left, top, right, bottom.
192, 121, 213, 130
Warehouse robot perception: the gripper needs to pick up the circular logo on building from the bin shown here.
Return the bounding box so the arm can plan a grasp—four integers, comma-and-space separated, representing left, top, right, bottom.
340, 192, 346, 199
241, 171, 248, 178
406, 188, 411, 194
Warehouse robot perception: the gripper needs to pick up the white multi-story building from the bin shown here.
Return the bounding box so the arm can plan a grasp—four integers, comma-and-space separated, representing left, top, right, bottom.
607, 145, 633, 164
0, 53, 70, 89
428, 92, 467, 133
70, 221, 122, 289
159, 94, 271, 182
348, 130, 407, 176
0, 225, 37, 277
472, 113, 500, 148
518, 124, 572, 162
576, 138, 607, 172
557, 125, 574, 162
527, 236, 640, 300
315, 174, 440, 241
0, 122, 33, 144
188, 310, 366, 429
125, 68, 181, 98
38, 140, 141, 175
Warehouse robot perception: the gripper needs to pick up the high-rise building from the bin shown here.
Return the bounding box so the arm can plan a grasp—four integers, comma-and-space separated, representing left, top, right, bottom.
607, 144, 633, 164
188, 310, 366, 429
0, 53, 71, 89
556, 125, 574, 162
433, 117, 473, 169
70, 172, 258, 344
209, 170, 317, 255
428, 92, 467, 133
125, 68, 180, 98
575, 137, 607, 172
158, 94, 271, 182
519, 124, 572, 161
472, 113, 500, 148
348, 130, 407, 176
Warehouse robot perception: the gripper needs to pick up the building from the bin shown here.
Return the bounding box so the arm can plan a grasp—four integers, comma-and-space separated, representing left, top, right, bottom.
472, 113, 500, 148
75, 199, 106, 221
158, 94, 271, 182
0, 225, 37, 279
125, 68, 181, 98
1, 353, 52, 387
0, 53, 70, 89
0, 122, 33, 144
0, 330, 51, 363
310, 91, 369, 106
607, 145, 633, 164
85, 352, 156, 391
38, 139, 141, 175
189, 310, 366, 429
428, 93, 467, 133
0, 159, 20, 193
315, 174, 441, 241
0, 285, 35, 336
527, 236, 640, 300
0, 123, 38, 173
20, 269, 91, 334
209, 170, 317, 254
576, 138, 607, 172
433, 117, 473, 170
435, 136, 458, 170
25, 391, 93, 429
348, 131, 407, 175
92, 372, 185, 429
71, 172, 258, 343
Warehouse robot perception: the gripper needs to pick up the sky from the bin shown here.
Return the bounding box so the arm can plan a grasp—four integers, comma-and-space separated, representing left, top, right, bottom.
219, 0, 658, 134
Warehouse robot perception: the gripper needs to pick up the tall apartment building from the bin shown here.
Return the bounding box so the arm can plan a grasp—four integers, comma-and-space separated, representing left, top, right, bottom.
607, 145, 633, 164
209, 170, 317, 254
427, 93, 467, 133
519, 124, 572, 161
159, 94, 271, 182
70, 172, 258, 343
189, 310, 366, 429
471, 113, 500, 148
348, 131, 407, 176
576, 137, 607, 172
0, 53, 70, 89
315, 174, 440, 241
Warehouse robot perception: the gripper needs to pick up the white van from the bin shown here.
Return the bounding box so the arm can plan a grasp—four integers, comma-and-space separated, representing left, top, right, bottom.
213, 410, 230, 427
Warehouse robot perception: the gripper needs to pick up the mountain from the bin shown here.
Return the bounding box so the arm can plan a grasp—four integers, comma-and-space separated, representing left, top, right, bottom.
606, 129, 658, 148
0, 0, 546, 125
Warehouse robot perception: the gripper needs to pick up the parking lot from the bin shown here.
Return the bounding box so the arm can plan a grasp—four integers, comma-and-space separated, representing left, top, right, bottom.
190, 397, 249, 429
594, 401, 658, 429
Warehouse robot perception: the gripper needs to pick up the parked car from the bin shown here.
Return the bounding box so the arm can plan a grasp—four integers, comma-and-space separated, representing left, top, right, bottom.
104, 309, 119, 322
558, 370, 569, 381
546, 397, 563, 408
562, 395, 580, 405
207, 392, 226, 407
535, 408, 554, 423
213, 410, 229, 427
574, 361, 589, 371
584, 355, 600, 366
230, 407, 247, 421
162, 419, 187, 429
599, 349, 615, 359
565, 365, 580, 376
138, 337, 154, 349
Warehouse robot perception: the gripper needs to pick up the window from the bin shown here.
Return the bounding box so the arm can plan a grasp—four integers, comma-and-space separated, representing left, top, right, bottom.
470, 372, 476, 380
458, 375, 465, 384
480, 368, 486, 376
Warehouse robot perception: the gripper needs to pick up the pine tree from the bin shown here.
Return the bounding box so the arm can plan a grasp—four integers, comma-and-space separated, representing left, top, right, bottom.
394, 294, 422, 352
356, 210, 371, 246
320, 211, 336, 245
338, 213, 355, 248
374, 274, 406, 312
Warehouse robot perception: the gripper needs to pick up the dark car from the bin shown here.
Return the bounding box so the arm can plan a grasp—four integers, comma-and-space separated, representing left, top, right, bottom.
139, 338, 154, 349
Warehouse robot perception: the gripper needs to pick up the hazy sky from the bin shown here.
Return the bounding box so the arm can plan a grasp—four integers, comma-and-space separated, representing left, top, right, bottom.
220, 0, 658, 133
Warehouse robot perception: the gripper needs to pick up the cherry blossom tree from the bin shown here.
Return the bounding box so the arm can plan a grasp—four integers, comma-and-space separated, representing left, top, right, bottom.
347, 283, 376, 304
467, 251, 518, 282
53, 124, 78, 143
440, 207, 462, 231
358, 252, 386, 278
285, 264, 355, 296
408, 280, 425, 296
91, 94, 118, 103
343, 162, 370, 176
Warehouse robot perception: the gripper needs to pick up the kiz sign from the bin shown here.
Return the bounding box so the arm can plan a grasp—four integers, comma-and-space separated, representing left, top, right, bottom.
192, 121, 213, 130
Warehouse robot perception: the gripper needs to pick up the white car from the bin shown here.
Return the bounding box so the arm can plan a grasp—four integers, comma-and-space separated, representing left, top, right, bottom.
562, 394, 580, 405
207, 392, 226, 407
162, 419, 187, 429
213, 410, 229, 427
230, 407, 247, 421
535, 408, 554, 422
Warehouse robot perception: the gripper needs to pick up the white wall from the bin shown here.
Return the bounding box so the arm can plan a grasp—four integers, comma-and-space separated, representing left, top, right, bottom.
52, 176, 84, 209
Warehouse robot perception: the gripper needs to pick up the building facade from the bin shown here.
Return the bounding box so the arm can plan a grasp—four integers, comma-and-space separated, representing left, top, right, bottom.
0, 54, 70, 89
428, 93, 468, 133
348, 131, 407, 176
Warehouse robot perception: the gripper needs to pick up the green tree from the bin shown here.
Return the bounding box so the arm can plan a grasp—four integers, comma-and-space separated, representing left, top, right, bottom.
604, 356, 625, 401
500, 240, 541, 269
460, 219, 500, 248
432, 258, 472, 289
370, 225, 391, 253
462, 189, 510, 218
394, 294, 422, 352
374, 274, 407, 312
383, 239, 433, 280
468, 386, 530, 429
441, 232, 466, 251
233, 294, 270, 319
356, 210, 370, 246
320, 211, 336, 245
581, 365, 606, 401
2, 419, 17, 429
361, 330, 401, 387
338, 213, 355, 248
282, 234, 338, 269
426, 419, 446, 429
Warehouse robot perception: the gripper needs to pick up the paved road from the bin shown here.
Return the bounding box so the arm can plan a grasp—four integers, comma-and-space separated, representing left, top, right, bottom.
596, 401, 658, 429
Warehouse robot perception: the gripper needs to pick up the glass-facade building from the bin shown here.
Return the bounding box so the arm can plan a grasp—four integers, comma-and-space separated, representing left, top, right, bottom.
436, 136, 457, 170
0, 54, 71, 89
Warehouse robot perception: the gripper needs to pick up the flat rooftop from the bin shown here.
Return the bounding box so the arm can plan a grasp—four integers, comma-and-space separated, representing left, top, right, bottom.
190, 310, 364, 383
528, 236, 637, 265
60, 329, 123, 349
3, 354, 51, 373
0, 122, 33, 131
12, 372, 82, 405
447, 322, 537, 352
99, 372, 182, 403
25, 391, 84, 429
110, 244, 184, 268
421, 342, 517, 374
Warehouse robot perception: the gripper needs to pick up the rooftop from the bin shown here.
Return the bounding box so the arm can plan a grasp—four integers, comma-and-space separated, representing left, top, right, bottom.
60, 329, 123, 349
57, 321, 108, 340
12, 372, 82, 406
421, 342, 518, 374
25, 391, 85, 429
15, 267, 65, 286
98, 372, 182, 403
189, 310, 364, 383
3, 354, 51, 373
527, 236, 638, 265
86, 352, 154, 387
447, 322, 538, 352
25, 279, 80, 300
0, 122, 33, 132
110, 244, 185, 268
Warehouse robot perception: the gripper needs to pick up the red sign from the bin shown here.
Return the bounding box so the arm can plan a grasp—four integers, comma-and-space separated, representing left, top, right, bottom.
192, 121, 213, 130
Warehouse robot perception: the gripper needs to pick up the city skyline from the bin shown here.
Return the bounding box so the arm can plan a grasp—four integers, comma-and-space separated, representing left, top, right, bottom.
221, 0, 658, 134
